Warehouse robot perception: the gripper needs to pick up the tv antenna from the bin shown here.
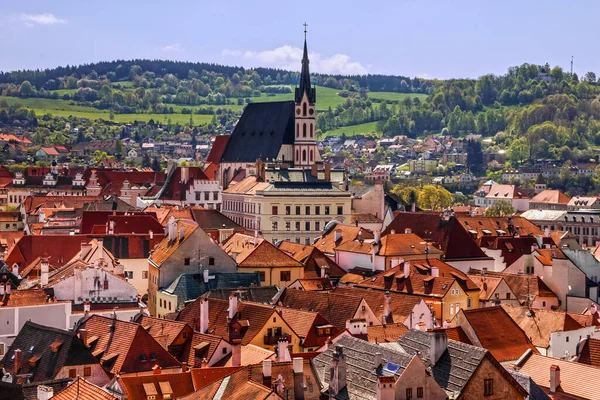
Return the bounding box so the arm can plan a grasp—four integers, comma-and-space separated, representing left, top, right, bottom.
571, 56, 574, 75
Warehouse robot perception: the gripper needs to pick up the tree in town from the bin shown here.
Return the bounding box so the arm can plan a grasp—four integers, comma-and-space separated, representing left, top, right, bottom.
484, 200, 515, 217
417, 185, 453, 210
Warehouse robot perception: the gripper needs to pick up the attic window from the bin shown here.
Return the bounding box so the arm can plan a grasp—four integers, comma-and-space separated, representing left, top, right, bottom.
482, 229, 492, 235
150, 353, 157, 361
140, 354, 147, 362
442, 284, 448, 289
496, 230, 506, 235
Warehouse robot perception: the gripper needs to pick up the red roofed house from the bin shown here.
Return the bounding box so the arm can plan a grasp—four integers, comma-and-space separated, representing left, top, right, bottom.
36, 146, 61, 162
80, 211, 165, 296
382, 212, 495, 273
77, 315, 181, 377
474, 181, 530, 211
157, 165, 223, 211
451, 306, 539, 363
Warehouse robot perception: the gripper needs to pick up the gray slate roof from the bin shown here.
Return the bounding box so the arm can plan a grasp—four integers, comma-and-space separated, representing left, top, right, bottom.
397, 330, 487, 396
220, 101, 295, 163
507, 369, 551, 400
161, 272, 261, 310
204, 286, 278, 304
312, 335, 414, 400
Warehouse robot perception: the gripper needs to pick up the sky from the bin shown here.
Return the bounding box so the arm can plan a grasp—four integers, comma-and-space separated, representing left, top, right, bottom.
1, 0, 600, 80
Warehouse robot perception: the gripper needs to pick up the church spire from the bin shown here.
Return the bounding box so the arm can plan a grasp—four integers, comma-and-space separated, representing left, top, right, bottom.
295, 23, 316, 104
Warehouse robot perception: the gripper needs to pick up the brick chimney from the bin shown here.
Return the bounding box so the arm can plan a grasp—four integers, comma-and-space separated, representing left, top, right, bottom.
293, 357, 305, 400
262, 359, 272, 388
334, 229, 342, 243
383, 291, 392, 323
232, 338, 242, 367
430, 331, 448, 365
376, 375, 395, 400
403, 262, 411, 279
328, 345, 347, 397
549, 365, 561, 393
80, 328, 88, 347
199, 297, 209, 334
181, 362, 188, 372
13, 348, 21, 374
152, 365, 162, 375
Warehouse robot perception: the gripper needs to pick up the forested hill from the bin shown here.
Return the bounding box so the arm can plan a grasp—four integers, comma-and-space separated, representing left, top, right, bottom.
0, 59, 427, 94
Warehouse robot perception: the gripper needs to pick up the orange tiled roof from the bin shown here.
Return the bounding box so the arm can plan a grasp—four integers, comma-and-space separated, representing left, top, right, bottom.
356, 258, 479, 297
276, 289, 366, 331
468, 269, 558, 304
213, 344, 274, 367
458, 216, 543, 239
378, 233, 443, 257
314, 224, 374, 255
458, 306, 538, 362
177, 298, 278, 346
52, 377, 117, 400
577, 338, 600, 368
0, 289, 58, 307
190, 366, 242, 391
518, 353, 600, 399
149, 220, 198, 266
236, 240, 304, 269
183, 366, 272, 400
138, 315, 192, 349
221, 233, 264, 256
276, 307, 340, 348
530, 190, 571, 205
180, 332, 225, 368
79, 315, 181, 375
366, 323, 408, 343
466, 275, 505, 301
119, 370, 195, 400
535, 248, 566, 266
502, 305, 586, 348
277, 241, 346, 279
333, 286, 426, 324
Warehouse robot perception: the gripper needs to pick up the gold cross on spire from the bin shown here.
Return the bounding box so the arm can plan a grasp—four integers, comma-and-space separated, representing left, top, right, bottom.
303, 22, 308, 36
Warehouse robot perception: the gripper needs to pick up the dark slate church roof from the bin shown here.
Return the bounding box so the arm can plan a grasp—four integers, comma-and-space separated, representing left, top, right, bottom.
220, 101, 296, 163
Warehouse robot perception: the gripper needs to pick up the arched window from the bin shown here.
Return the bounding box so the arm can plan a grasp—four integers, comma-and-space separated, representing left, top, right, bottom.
310, 124, 313, 137
302, 150, 307, 162
310, 150, 314, 162
303, 124, 307, 137
303, 102, 307, 116
296, 123, 299, 137
296, 149, 299, 161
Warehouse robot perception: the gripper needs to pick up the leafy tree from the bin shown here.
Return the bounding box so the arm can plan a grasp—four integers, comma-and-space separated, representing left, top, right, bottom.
19, 81, 34, 97
508, 137, 530, 165
151, 157, 161, 172
484, 200, 515, 217
584, 72, 597, 83
92, 150, 109, 165
417, 185, 453, 210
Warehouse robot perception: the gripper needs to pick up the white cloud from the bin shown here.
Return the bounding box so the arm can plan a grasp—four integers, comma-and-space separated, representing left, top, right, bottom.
19, 13, 66, 27
221, 45, 368, 75
160, 43, 184, 53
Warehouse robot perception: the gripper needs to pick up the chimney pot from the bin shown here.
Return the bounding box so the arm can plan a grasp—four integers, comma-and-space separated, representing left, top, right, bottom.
431, 267, 439, 278
403, 262, 410, 279
549, 365, 561, 393
404, 228, 411, 234
80, 328, 88, 347
430, 331, 448, 365
262, 359, 272, 378
14, 348, 21, 374
293, 357, 303, 374
37, 385, 54, 400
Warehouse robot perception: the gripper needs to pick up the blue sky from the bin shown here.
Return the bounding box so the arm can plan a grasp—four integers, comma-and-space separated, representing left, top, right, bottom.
1, 0, 599, 79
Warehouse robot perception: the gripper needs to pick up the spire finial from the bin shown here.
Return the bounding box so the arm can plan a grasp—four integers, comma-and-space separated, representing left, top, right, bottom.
303, 22, 308, 37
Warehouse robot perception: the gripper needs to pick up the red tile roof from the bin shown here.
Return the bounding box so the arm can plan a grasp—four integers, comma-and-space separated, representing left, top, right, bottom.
356, 258, 479, 298
149, 220, 198, 266
456, 306, 538, 362
382, 213, 490, 261
458, 216, 543, 240
236, 240, 304, 269
177, 298, 279, 345
366, 323, 408, 343
530, 190, 571, 205
119, 370, 195, 400
314, 224, 374, 256
577, 338, 600, 368
277, 241, 346, 279
6, 235, 91, 274
276, 307, 340, 348
137, 315, 192, 350
205, 135, 230, 164
184, 366, 272, 400
53, 377, 117, 400
180, 332, 226, 367
190, 366, 242, 390
80, 211, 163, 235
78, 315, 181, 375
468, 269, 558, 304
40, 147, 60, 156
276, 289, 367, 331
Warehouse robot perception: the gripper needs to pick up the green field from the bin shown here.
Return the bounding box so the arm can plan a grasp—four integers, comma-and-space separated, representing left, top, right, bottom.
0, 96, 212, 125
320, 121, 382, 138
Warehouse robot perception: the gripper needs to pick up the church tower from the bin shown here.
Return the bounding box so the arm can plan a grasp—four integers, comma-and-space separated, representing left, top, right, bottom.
294, 25, 320, 167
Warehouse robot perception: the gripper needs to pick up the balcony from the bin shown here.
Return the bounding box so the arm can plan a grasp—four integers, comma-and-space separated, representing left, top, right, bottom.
264, 333, 291, 345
